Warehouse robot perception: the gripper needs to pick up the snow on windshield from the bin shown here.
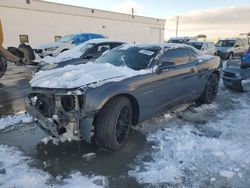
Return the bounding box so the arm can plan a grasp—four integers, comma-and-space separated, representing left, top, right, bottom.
30, 63, 151, 89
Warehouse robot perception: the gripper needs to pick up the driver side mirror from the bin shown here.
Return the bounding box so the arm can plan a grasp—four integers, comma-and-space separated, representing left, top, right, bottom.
235, 44, 240, 48
156, 61, 175, 74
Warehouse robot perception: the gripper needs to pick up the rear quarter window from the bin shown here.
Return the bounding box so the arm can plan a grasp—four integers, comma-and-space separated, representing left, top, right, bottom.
161, 48, 191, 65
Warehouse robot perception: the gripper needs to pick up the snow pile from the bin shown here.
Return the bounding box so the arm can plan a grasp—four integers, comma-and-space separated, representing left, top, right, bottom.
31, 63, 150, 89
0, 112, 33, 131
0, 145, 108, 188
129, 92, 250, 186
41, 43, 88, 64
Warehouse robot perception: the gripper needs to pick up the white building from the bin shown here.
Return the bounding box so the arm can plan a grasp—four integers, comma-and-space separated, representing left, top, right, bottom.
0, 0, 165, 47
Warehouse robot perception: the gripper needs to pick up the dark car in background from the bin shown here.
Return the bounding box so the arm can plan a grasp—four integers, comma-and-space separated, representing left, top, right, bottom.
26, 43, 220, 150
38, 39, 126, 71
222, 48, 250, 91
216, 38, 249, 60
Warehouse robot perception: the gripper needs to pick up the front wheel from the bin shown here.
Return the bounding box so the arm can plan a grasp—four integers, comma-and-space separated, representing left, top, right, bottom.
199, 74, 219, 104
94, 96, 132, 150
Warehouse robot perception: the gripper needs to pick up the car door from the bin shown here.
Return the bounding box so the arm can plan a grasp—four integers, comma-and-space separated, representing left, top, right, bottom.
153, 47, 198, 111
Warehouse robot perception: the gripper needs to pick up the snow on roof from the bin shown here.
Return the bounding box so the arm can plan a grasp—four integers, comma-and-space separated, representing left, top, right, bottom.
39, 39, 125, 64
85, 38, 126, 44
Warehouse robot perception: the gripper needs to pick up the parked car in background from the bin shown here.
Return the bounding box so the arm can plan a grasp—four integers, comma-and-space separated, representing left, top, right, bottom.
187, 41, 217, 55
168, 37, 198, 44
26, 43, 220, 150
242, 47, 250, 69
215, 38, 249, 60
222, 55, 250, 92
38, 39, 126, 71
34, 33, 105, 58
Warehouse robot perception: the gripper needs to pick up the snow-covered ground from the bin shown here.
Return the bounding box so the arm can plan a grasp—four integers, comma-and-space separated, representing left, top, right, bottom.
0, 144, 108, 188
0, 111, 33, 131
1, 83, 250, 187
129, 87, 250, 187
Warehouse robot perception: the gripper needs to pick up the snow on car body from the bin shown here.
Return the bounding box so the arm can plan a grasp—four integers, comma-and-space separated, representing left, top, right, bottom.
37, 39, 126, 71
26, 43, 220, 150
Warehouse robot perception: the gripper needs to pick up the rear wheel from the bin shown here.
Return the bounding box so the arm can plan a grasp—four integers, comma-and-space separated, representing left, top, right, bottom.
94, 96, 132, 150
199, 74, 219, 104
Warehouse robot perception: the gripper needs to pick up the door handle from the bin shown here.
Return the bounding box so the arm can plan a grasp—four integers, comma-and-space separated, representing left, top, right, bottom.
190, 68, 195, 73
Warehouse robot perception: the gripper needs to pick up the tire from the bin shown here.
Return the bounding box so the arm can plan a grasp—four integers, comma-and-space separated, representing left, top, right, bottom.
199, 74, 219, 104
94, 96, 132, 150
0, 55, 7, 78
228, 52, 233, 60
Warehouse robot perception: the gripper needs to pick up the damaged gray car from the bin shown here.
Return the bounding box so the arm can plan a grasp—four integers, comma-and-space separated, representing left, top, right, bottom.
26, 43, 220, 150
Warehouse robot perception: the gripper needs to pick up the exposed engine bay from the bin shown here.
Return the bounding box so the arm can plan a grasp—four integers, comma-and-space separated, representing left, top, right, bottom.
26, 91, 94, 143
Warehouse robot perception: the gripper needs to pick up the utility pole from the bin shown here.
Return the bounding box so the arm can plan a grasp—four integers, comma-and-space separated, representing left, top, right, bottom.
176, 16, 179, 37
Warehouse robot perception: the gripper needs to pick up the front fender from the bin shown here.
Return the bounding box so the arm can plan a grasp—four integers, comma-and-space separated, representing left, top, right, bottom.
84, 82, 136, 113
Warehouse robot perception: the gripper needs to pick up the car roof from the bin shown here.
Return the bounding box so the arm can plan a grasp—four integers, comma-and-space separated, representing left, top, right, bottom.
120, 43, 191, 49
85, 38, 126, 44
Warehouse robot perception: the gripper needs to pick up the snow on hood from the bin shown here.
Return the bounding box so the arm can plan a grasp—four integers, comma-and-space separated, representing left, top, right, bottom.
30, 63, 150, 89
36, 42, 64, 49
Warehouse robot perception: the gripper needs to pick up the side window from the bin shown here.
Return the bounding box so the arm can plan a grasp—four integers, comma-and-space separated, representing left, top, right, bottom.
240, 39, 246, 47
111, 43, 123, 49
97, 44, 111, 54
235, 40, 240, 47
74, 34, 88, 44
189, 48, 199, 61
204, 43, 209, 49
160, 48, 190, 65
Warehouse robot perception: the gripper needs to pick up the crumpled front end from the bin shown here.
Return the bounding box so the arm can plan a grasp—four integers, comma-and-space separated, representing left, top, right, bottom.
25, 89, 94, 143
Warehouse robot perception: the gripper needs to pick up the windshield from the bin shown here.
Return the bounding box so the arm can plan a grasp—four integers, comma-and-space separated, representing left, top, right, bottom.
58, 34, 76, 43
80, 44, 94, 54
94, 45, 160, 70
188, 42, 202, 50
216, 40, 235, 47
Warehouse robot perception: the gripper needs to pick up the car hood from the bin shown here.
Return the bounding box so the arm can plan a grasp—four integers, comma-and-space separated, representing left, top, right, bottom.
216, 46, 232, 52
30, 63, 150, 89
36, 42, 64, 49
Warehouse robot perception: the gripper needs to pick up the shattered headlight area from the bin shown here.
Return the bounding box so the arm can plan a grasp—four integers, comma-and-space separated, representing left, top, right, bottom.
26, 90, 86, 141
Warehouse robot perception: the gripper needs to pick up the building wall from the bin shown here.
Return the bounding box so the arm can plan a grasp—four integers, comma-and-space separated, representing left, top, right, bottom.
0, 0, 165, 47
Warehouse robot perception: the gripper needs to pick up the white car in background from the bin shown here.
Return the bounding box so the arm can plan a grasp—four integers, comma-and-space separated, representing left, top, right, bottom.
34, 33, 105, 58
187, 41, 217, 55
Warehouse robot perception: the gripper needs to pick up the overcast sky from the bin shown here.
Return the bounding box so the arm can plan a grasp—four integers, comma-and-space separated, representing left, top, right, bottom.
45, 0, 250, 40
